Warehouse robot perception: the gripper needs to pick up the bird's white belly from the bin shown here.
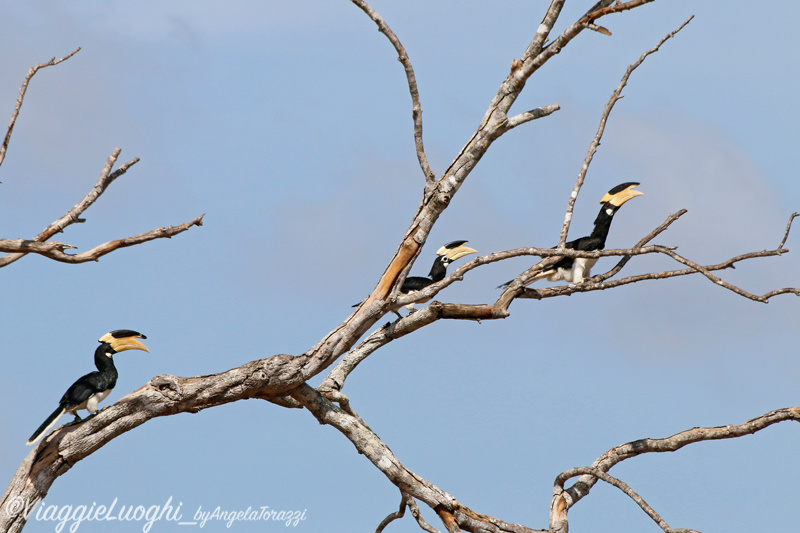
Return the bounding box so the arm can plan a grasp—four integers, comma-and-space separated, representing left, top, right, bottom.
558, 257, 598, 283
70, 389, 112, 415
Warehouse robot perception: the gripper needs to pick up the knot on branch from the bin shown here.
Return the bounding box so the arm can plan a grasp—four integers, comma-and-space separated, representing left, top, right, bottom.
434, 192, 452, 208
251, 354, 305, 392
150, 375, 182, 401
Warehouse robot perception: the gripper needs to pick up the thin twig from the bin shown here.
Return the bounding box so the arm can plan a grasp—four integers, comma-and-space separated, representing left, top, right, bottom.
0, 48, 81, 170
661, 248, 777, 303
599, 209, 688, 280
350, 0, 434, 183
778, 212, 798, 249
374, 494, 406, 533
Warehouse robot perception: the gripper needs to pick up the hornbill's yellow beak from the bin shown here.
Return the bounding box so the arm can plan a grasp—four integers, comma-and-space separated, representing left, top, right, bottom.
99, 331, 150, 353
600, 182, 643, 207
436, 241, 478, 262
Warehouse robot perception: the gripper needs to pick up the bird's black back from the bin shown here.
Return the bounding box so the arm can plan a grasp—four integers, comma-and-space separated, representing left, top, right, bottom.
549, 234, 604, 271
59, 371, 117, 411
401, 276, 434, 293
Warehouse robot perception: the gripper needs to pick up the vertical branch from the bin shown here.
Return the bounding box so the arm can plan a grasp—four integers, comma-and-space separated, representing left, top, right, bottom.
557, 16, 693, 248
0, 48, 81, 170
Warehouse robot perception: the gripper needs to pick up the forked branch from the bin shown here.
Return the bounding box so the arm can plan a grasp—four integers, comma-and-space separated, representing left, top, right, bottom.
0, 148, 203, 268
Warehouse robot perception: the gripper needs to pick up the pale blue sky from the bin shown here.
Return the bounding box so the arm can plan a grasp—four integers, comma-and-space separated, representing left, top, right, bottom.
1, 1, 798, 532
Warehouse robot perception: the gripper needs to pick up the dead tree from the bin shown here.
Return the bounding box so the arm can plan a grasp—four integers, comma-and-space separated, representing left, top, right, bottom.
2, 2, 797, 533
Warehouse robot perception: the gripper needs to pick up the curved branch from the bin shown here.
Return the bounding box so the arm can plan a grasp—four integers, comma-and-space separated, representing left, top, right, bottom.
778, 212, 799, 248
599, 209, 688, 279
375, 494, 407, 533
550, 407, 800, 532
0, 48, 81, 170
350, 0, 434, 183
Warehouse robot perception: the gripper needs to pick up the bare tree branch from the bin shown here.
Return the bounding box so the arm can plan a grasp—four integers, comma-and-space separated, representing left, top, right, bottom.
550, 407, 800, 533
350, 0, 434, 183
0, 48, 81, 171
0, 148, 203, 267
319, 324, 392, 393
373, 493, 442, 533
505, 104, 561, 130
407, 497, 442, 533
0, 216, 205, 263
554, 467, 699, 533
778, 212, 799, 248
599, 209, 688, 280
519, 212, 799, 303
375, 494, 407, 533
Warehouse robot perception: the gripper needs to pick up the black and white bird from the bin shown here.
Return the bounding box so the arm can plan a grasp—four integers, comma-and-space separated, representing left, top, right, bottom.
27, 330, 149, 445
501, 182, 642, 287
397, 240, 477, 314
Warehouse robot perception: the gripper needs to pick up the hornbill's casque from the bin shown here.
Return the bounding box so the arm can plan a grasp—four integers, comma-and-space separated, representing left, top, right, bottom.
397, 240, 477, 315
501, 182, 643, 287
26, 330, 149, 445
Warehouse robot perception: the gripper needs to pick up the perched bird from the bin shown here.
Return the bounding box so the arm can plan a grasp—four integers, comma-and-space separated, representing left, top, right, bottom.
501, 182, 642, 287
398, 240, 477, 314
582, 0, 615, 19
26, 330, 149, 445
542, 0, 615, 50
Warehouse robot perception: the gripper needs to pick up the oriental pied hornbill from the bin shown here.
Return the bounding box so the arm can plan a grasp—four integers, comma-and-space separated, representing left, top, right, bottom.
26, 330, 149, 445
501, 182, 643, 287
398, 240, 477, 314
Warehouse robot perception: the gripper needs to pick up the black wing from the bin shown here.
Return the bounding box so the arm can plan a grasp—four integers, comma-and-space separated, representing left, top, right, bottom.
401, 276, 434, 293
58, 371, 116, 411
